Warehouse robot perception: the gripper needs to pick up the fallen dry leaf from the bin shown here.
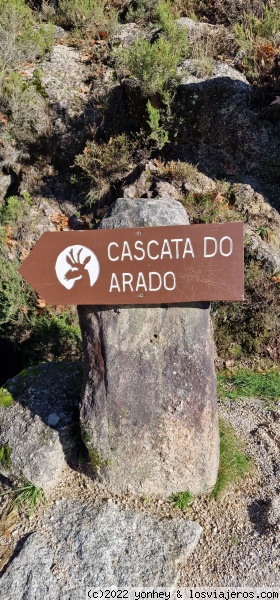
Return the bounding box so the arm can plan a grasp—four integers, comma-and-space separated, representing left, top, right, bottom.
36, 296, 47, 309
51, 213, 69, 231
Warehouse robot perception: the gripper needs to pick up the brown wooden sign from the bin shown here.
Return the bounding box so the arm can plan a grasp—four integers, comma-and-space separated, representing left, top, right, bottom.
18, 222, 244, 305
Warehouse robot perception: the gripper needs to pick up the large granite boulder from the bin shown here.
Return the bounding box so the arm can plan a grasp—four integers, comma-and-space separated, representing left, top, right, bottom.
0, 362, 82, 492
174, 61, 280, 183
0, 500, 202, 593
78, 198, 219, 497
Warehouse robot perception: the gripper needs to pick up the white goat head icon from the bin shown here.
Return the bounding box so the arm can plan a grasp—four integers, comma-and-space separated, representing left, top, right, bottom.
55, 245, 100, 290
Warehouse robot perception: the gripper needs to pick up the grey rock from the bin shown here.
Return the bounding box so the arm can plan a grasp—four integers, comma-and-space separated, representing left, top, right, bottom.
122, 164, 154, 199
177, 17, 235, 51
0, 173, 11, 203
265, 495, 280, 529
78, 198, 219, 496
0, 500, 202, 595
244, 226, 280, 276
100, 196, 189, 228
40, 45, 90, 163
182, 171, 216, 195
154, 179, 180, 199
175, 61, 280, 183
114, 23, 144, 47
231, 183, 280, 275
1, 362, 83, 492
232, 183, 280, 236
41, 46, 88, 116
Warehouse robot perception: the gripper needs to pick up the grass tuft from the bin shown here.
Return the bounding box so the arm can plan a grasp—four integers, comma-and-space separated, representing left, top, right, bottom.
170, 490, 193, 509
0, 477, 46, 516
0, 388, 14, 407
217, 369, 280, 406
212, 418, 252, 499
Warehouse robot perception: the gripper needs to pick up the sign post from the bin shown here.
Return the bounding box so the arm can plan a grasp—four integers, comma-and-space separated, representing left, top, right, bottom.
19, 222, 244, 304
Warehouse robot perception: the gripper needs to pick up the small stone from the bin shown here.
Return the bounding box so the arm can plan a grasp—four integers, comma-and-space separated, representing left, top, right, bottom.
265, 495, 280, 528
47, 413, 60, 427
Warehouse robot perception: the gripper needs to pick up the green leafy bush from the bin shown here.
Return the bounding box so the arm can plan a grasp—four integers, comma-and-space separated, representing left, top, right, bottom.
170, 490, 193, 509
75, 134, 131, 204
212, 261, 280, 366
146, 101, 169, 150
212, 418, 252, 498
118, 34, 186, 98
0, 72, 49, 145
118, 1, 188, 98
250, 4, 280, 40
57, 0, 118, 39
0, 0, 54, 69
22, 311, 83, 365
0, 444, 12, 468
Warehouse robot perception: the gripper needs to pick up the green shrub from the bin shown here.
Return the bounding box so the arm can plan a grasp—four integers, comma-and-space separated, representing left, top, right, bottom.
0, 0, 54, 69
118, 34, 187, 98
0, 444, 12, 468
1, 476, 46, 515
57, 0, 118, 39
212, 261, 280, 367
146, 101, 169, 150
125, 0, 158, 24
0, 72, 49, 145
170, 490, 193, 509
0, 193, 32, 231
75, 134, 131, 204
250, 4, 280, 40
0, 250, 36, 331
21, 310, 83, 365
118, 1, 188, 97
0, 388, 14, 407
212, 418, 252, 498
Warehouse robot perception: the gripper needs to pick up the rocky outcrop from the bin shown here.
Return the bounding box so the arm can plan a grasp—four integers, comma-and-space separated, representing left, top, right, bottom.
0, 362, 82, 492
175, 61, 280, 183
78, 197, 219, 497
232, 183, 280, 275
0, 499, 202, 593
39, 44, 92, 164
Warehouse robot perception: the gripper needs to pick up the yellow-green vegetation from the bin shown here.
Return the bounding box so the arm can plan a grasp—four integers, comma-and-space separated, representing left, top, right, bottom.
146, 101, 169, 150
0, 194, 37, 330
22, 310, 83, 365
232, 2, 280, 80
75, 134, 132, 204
217, 369, 280, 406
211, 418, 252, 499
0, 192, 82, 364
117, 1, 189, 98
170, 490, 193, 509
0, 444, 12, 467
0, 388, 14, 407
0, 71, 49, 145
1, 476, 46, 515
0, 0, 54, 70
183, 188, 242, 224
55, 0, 118, 40
88, 447, 112, 471
212, 261, 280, 367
